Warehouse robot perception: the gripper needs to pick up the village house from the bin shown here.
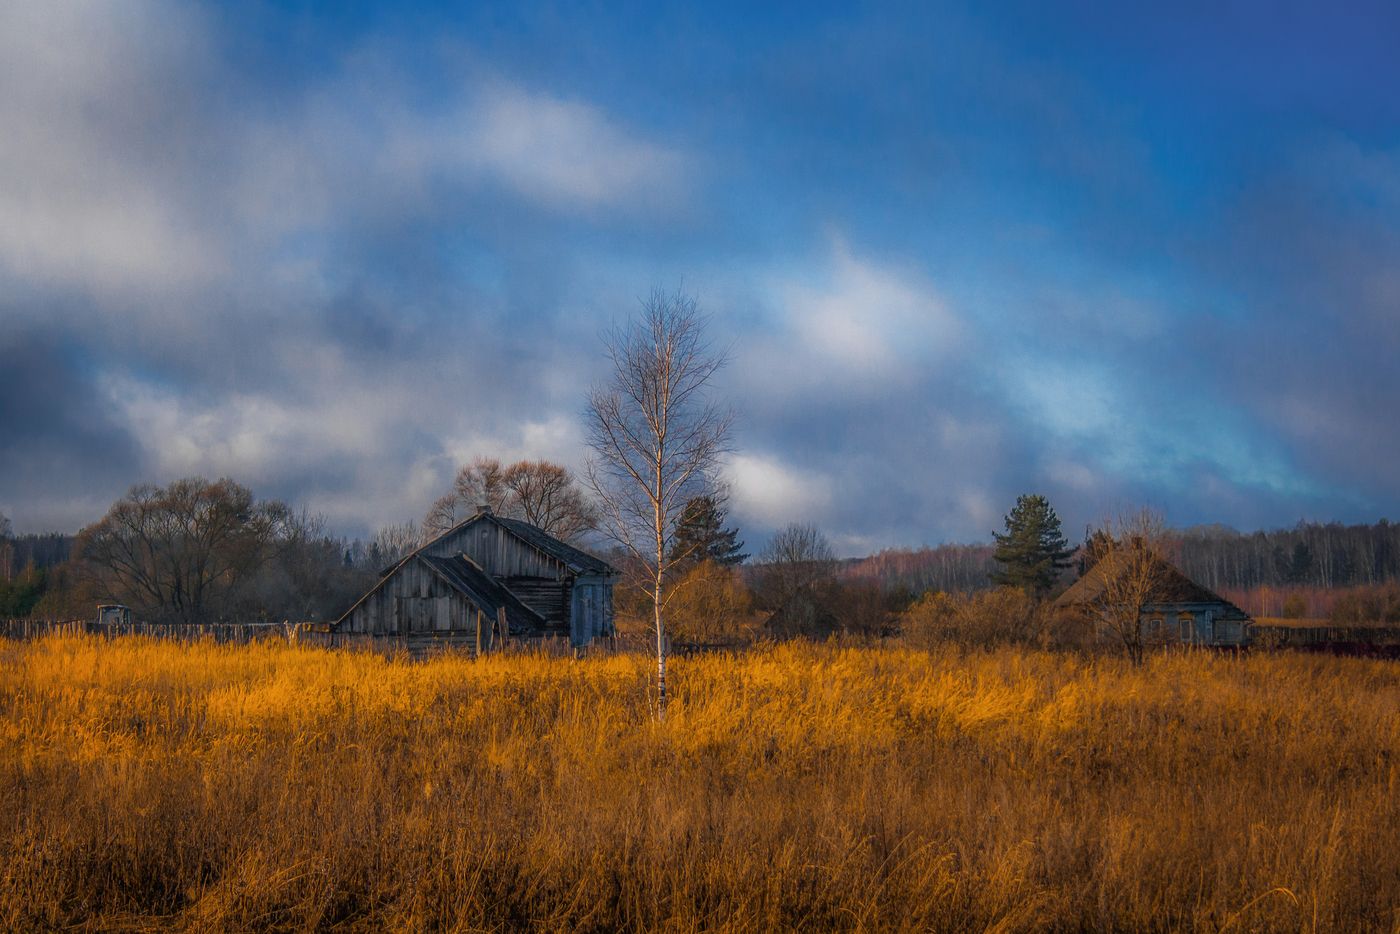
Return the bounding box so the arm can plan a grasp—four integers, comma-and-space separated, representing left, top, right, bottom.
1054, 554, 1253, 648
333, 508, 617, 651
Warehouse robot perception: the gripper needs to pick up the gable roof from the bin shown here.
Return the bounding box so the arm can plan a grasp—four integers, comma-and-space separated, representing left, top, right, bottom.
334, 551, 548, 631
1055, 554, 1250, 618
415, 510, 615, 577
490, 515, 614, 576
418, 553, 548, 631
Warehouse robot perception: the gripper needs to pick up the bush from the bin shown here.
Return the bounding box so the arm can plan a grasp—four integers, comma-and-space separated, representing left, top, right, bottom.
1330, 583, 1400, 625
898, 586, 1049, 648
665, 560, 755, 644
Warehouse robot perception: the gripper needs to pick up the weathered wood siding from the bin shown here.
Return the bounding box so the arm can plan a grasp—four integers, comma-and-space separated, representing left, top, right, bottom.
422, 519, 566, 579
342, 557, 477, 636
570, 574, 614, 646
503, 576, 571, 630
1138, 601, 1252, 647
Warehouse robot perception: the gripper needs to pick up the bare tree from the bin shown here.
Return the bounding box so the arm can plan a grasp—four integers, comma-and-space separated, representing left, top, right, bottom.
0, 510, 12, 583
423, 457, 509, 536
422, 457, 596, 541
585, 287, 732, 718
373, 522, 421, 566
752, 523, 837, 611
1081, 508, 1172, 665
501, 460, 598, 541
76, 477, 291, 624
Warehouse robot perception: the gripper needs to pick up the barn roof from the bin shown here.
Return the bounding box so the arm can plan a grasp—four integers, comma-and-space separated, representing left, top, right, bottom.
490, 515, 614, 576
334, 552, 547, 631
418, 553, 548, 631
1055, 554, 1250, 618
415, 510, 615, 577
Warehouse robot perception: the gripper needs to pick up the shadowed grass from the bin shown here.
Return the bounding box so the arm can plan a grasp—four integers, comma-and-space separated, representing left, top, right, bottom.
2, 636, 1398, 931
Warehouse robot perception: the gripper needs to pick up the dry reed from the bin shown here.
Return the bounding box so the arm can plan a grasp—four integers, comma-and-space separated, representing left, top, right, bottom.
2, 635, 1398, 931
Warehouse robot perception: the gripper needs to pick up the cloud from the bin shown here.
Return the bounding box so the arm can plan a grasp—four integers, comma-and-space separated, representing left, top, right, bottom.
733, 236, 960, 406
723, 452, 834, 529
0, 1, 226, 297
0, 327, 144, 532
459, 85, 690, 213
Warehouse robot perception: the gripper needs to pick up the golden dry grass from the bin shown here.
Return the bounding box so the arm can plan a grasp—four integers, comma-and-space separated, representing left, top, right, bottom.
2, 636, 1399, 932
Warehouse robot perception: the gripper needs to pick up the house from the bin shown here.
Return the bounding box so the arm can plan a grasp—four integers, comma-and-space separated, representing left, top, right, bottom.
333, 508, 617, 651
1054, 554, 1253, 648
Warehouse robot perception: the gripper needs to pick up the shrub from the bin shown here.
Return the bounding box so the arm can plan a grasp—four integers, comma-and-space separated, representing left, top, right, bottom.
665, 559, 755, 644
898, 586, 1048, 648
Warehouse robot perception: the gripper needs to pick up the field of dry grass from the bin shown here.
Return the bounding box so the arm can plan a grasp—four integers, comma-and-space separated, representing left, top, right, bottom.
2, 635, 1399, 932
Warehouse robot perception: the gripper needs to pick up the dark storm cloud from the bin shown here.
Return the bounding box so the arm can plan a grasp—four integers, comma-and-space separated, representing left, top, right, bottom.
0, 327, 144, 531
2, 1, 1397, 548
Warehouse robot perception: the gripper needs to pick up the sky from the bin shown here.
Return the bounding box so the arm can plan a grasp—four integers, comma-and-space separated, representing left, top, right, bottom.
2, 1, 1398, 554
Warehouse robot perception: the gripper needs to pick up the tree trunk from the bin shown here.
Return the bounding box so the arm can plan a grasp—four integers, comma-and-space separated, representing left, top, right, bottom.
655, 510, 667, 721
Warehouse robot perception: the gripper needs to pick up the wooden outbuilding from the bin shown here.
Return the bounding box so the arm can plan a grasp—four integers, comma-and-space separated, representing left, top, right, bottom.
333, 508, 617, 651
1055, 555, 1253, 648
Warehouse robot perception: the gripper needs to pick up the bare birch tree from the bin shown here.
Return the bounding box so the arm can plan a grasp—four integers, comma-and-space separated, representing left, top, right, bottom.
585, 287, 732, 718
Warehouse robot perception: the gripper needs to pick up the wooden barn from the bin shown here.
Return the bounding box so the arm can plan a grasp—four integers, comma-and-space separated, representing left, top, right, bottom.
1055, 555, 1253, 648
334, 508, 617, 651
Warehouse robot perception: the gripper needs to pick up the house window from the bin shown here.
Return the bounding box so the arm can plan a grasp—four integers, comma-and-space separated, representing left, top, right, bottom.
1179, 615, 1194, 642
1148, 618, 1163, 639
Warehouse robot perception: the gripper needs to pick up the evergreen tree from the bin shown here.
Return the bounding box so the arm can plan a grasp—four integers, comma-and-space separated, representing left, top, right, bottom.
669, 496, 748, 568
991, 494, 1073, 596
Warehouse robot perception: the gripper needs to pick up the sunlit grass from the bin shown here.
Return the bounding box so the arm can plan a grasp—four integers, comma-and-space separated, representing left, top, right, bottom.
2, 635, 1398, 930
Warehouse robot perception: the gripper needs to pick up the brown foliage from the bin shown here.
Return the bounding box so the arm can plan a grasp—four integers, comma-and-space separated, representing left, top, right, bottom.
663, 559, 754, 645
899, 587, 1050, 648
1330, 582, 1400, 625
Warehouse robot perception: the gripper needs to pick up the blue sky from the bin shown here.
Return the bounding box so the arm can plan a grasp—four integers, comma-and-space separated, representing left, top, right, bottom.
1, 1, 1398, 553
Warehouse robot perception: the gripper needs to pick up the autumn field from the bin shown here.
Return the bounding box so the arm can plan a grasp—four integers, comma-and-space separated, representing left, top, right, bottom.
2, 637, 1399, 932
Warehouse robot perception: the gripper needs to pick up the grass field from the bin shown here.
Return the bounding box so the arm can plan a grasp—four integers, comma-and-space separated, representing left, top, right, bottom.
3, 636, 1399, 931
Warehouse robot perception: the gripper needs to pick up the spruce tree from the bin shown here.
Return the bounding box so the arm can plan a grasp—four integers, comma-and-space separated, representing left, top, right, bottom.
670, 496, 748, 568
991, 494, 1073, 596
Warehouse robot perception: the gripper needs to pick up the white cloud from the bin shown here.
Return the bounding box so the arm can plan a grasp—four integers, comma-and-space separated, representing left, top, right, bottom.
735, 236, 961, 402
0, 1, 225, 296
457, 86, 689, 213
723, 452, 833, 529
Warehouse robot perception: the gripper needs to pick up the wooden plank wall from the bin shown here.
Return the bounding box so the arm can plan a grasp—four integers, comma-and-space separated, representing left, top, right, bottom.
341, 558, 473, 635
505, 576, 571, 628
423, 519, 565, 579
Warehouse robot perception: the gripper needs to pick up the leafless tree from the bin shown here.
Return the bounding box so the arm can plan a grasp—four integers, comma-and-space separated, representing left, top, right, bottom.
1082, 508, 1172, 665
423, 457, 509, 536
502, 460, 598, 541
0, 510, 12, 582
76, 477, 292, 624
422, 457, 596, 541
373, 522, 421, 566
752, 523, 837, 611
585, 287, 732, 718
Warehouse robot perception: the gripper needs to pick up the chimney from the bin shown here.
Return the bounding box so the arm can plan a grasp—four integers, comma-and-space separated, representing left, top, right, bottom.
478, 502, 493, 515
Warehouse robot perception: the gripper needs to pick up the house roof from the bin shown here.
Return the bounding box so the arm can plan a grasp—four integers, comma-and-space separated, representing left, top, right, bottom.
415, 510, 615, 577
1055, 554, 1251, 619
334, 552, 548, 631
490, 515, 614, 576
418, 553, 548, 632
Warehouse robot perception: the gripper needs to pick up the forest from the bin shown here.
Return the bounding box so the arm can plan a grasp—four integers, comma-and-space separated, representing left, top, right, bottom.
6, 490, 1400, 633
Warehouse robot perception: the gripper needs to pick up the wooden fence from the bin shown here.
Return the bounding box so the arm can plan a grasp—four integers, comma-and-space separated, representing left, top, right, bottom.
1, 618, 295, 644
1, 618, 663, 658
